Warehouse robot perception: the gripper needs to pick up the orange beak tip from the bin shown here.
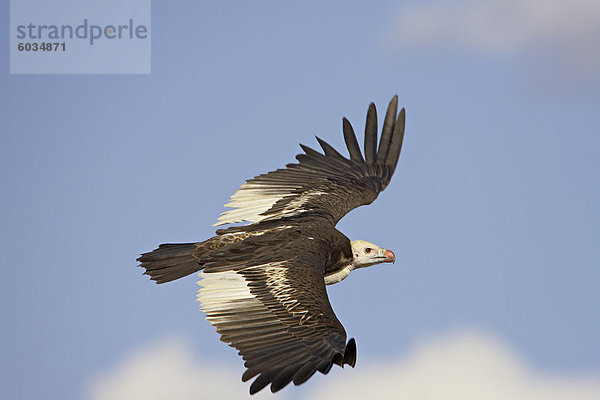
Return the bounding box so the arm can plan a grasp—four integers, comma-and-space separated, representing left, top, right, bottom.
383, 249, 396, 263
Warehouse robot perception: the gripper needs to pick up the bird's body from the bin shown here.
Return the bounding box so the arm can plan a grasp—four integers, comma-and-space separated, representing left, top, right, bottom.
139, 96, 406, 394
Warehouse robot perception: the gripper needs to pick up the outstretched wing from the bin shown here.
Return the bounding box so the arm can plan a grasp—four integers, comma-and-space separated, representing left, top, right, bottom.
197, 240, 356, 394
215, 96, 406, 226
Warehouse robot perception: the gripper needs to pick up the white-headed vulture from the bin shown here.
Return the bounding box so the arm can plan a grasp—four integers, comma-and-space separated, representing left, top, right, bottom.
138, 96, 406, 394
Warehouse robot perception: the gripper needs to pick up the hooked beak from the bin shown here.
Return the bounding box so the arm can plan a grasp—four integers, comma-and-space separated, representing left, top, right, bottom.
382, 249, 396, 263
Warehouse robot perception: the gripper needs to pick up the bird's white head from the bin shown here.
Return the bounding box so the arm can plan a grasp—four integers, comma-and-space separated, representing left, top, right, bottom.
350, 240, 396, 269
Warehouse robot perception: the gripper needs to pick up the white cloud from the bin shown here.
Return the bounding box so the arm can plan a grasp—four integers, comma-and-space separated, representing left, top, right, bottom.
85, 335, 273, 400
388, 0, 600, 88
86, 330, 600, 400
309, 330, 600, 400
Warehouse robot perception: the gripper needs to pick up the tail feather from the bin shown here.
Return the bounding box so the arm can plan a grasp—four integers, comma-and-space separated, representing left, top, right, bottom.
138, 243, 202, 284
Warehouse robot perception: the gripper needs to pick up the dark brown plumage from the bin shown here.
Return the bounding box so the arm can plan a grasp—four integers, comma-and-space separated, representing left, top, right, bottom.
138, 96, 406, 394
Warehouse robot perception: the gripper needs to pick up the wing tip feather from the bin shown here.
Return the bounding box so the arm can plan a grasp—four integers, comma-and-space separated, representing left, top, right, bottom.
344, 338, 357, 368
343, 117, 365, 163
364, 103, 378, 163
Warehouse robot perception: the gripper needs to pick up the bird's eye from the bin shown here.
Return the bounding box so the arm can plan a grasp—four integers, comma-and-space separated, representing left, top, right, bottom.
364, 248, 372, 254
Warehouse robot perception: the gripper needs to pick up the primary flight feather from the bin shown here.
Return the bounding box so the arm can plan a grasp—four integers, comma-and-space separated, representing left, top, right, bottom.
138, 96, 406, 394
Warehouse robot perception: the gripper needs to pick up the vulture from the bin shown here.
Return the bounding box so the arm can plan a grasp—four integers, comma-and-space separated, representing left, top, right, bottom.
138, 96, 406, 394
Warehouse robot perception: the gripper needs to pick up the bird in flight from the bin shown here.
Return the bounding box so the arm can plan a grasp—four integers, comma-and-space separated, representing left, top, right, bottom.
138, 96, 406, 394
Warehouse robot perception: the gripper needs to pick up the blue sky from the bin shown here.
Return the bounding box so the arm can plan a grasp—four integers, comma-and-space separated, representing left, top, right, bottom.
1, 1, 599, 399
